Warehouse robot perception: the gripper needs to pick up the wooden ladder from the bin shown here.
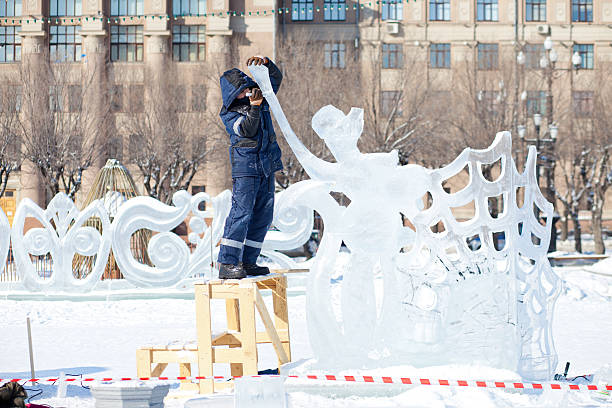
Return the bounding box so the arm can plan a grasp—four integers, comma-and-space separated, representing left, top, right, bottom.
136, 273, 292, 394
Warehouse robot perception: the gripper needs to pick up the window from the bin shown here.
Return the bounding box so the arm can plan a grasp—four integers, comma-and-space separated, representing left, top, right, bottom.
524, 44, 544, 69
50, 25, 82, 62
526, 0, 546, 21
572, 0, 592, 22
382, 0, 402, 20
49, 86, 63, 112
324, 43, 345, 68
107, 136, 124, 161
111, 0, 143, 16
573, 44, 593, 69
127, 85, 143, 113
68, 85, 81, 112
477, 0, 498, 21
572, 91, 594, 117
50, 0, 82, 16
110, 85, 123, 112
292, 0, 313, 21
172, 25, 206, 62
173, 0, 206, 16
110, 25, 143, 62
129, 133, 144, 160
0, 27, 20, 63
324, 0, 346, 20
0, 0, 21, 16
381, 91, 401, 117
526, 90, 546, 116
478, 90, 501, 115
174, 85, 187, 112
429, 0, 450, 21
192, 185, 206, 210
382, 43, 403, 69
477, 43, 498, 70
430, 43, 450, 68
191, 85, 206, 112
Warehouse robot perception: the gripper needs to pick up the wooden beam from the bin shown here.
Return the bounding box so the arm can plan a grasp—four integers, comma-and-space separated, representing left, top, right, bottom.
195, 284, 214, 394
151, 363, 168, 377
136, 349, 152, 378
254, 286, 289, 365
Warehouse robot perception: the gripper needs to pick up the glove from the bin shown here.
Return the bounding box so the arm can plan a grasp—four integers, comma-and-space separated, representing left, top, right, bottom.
249, 88, 263, 106
247, 56, 269, 66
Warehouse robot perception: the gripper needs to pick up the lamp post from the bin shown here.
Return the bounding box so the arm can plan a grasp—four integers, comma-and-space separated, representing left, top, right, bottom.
516, 36, 569, 252
519, 114, 559, 251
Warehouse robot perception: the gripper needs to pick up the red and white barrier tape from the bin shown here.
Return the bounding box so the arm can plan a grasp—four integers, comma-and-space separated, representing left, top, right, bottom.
2, 375, 611, 392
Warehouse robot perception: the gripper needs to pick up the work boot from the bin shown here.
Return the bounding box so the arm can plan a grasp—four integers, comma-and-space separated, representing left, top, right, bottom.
243, 263, 270, 276
218, 263, 246, 280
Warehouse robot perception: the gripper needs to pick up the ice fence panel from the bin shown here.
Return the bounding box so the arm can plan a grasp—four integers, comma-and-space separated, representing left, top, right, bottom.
1, 187, 312, 291
249, 63, 561, 380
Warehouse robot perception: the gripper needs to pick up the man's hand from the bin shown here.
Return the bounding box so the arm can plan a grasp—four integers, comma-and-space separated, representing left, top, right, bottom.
249, 88, 263, 106
247, 56, 269, 66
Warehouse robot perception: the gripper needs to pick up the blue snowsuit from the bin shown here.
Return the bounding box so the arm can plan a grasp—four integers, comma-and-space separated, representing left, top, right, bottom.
217, 60, 283, 266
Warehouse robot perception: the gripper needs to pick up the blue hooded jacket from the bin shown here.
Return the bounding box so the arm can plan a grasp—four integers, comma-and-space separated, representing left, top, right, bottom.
219, 59, 283, 178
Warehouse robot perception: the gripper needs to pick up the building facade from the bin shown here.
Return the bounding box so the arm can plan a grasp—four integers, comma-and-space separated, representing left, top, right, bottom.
0, 0, 277, 216
0, 0, 611, 224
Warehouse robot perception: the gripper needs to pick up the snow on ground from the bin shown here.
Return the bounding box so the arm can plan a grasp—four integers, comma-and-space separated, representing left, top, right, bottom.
0, 262, 611, 407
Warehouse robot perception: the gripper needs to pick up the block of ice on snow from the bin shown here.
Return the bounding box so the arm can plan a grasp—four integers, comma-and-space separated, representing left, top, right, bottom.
249, 64, 561, 381
234, 376, 287, 408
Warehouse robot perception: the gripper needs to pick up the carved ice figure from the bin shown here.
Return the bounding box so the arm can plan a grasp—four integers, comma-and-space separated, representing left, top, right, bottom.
11, 193, 112, 292
111, 190, 231, 287
249, 64, 560, 380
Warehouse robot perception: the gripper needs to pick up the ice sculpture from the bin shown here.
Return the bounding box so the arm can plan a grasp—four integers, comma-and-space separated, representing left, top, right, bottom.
111, 190, 232, 287
11, 193, 112, 292
249, 64, 560, 380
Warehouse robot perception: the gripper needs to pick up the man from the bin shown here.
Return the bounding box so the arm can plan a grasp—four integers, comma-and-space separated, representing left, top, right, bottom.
217, 56, 283, 279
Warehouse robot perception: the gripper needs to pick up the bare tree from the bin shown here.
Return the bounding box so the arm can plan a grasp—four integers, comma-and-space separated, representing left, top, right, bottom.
123, 66, 214, 204
573, 71, 612, 254
0, 82, 22, 198
18, 57, 110, 201
448, 54, 520, 218
274, 30, 361, 188
359, 45, 441, 166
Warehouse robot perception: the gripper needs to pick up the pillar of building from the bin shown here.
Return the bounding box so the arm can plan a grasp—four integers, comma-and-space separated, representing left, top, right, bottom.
18, 1, 46, 206
78, 7, 109, 207
205, 12, 233, 195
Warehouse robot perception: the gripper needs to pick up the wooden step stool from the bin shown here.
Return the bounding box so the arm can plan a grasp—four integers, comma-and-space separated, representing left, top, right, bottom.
136, 273, 292, 394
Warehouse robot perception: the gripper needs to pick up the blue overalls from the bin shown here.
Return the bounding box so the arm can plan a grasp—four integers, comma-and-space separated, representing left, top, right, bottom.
217, 61, 283, 265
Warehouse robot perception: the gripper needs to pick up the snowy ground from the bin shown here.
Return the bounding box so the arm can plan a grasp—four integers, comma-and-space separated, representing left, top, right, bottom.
0, 262, 611, 407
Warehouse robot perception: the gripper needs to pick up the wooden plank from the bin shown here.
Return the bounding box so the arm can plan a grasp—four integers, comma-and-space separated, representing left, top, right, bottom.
195, 283, 214, 394
151, 363, 168, 377
179, 363, 192, 384
254, 286, 289, 365
178, 383, 199, 392
212, 332, 242, 346
212, 347, 245, 364
151, 350, 197, 363
272, 275, 291, 361
238, 285, 258, 375
270, 268, 309, 274
256, 329, 289, 344
225, 298, 243, 377
136, 349, 152, 378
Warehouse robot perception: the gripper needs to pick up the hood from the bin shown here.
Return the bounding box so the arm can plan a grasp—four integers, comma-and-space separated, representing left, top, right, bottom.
220, 68, 258, 108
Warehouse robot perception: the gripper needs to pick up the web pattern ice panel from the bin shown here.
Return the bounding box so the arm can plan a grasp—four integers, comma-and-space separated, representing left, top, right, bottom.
407, 132, 561, 380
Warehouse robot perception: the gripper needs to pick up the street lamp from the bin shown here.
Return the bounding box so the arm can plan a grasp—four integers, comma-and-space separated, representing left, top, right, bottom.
572, 51, 582, 69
